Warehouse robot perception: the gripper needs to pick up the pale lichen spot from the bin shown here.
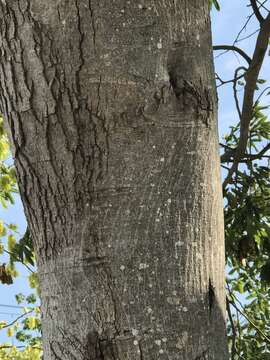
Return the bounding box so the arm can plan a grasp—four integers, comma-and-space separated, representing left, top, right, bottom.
167, 296, 180, 305
120, 265, 125, 271
138, 4, 143, 9
160, 157, 165, 162
139, 263, 149, 270
183, 307, 188, 312
159, 349, 164, 354
162, 338, 167, 342
155, 340, 162, 346
175, 241, 184, 246
157, 41, 162, 49
132, 329, 139, 336
134, 340, 139, 345
147, 307, 153, 314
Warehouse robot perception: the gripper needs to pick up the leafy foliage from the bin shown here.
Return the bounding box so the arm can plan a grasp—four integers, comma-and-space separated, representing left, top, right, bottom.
0, 116, 42, 359
223, 100, 270, 358
210, 0, 220, 11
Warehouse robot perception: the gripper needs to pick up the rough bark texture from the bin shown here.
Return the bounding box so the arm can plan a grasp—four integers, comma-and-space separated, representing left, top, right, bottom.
0, 1, 228, 359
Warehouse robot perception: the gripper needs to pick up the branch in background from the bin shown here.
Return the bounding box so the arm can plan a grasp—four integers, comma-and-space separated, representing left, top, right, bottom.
226, 282, 270, 344
215, 71, 246, 88
256, 0, 270, 12
213, 45, 252, 64
3, 249, 34, 274
228, 297, 270, 344
233, 67, 246, 120
234, 11, 255, 44
0, 309, 33, 330
221, 142, 270, 163
237, 29, 260, 43
0, 345, 42, 350
246, 142, 270, 160
223, 12, 270, 189
256, 85, 270, 103
226, 296, 237, 360
250, 0, 265, 23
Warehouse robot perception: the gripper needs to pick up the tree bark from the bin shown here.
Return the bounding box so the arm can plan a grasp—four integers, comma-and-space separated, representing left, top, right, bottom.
0, 1, 228, 359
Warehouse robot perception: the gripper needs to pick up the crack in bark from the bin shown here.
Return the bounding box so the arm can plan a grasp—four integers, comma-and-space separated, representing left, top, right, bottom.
88, 0, 97, 51
74, 0, 85, 95
208, 278, 215, 315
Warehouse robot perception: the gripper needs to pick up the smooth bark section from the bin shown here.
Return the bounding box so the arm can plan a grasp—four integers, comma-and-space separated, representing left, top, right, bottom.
0, 1, 228, 359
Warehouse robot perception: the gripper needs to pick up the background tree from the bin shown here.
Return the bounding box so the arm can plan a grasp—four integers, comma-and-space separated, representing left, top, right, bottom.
213, 0, 270, 359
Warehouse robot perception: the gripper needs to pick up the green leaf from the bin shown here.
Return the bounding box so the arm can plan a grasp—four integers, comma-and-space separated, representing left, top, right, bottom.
210, 0, 220, 11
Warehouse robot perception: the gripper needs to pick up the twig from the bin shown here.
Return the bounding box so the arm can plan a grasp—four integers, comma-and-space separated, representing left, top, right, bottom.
255, 86, 270, 103
0, 309, 34, 330
226, 296, 237, 360
237, 28, 260, 43
215, 72, 246, 88
226, 282, 270, 344
0, 345, 42, 350
256, 0, 270, 12
233, 67, 246, 121
234, 12, 254, 45
3, 249, 34, 274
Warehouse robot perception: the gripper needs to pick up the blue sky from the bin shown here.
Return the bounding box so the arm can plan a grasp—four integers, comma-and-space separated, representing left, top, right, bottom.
0, 0, 269, 345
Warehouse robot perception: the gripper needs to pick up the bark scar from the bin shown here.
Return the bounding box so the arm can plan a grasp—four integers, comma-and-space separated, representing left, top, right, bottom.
168, 71, 212, 126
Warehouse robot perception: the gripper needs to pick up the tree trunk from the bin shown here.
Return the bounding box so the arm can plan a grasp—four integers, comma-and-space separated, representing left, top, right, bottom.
0, 1, 228, 359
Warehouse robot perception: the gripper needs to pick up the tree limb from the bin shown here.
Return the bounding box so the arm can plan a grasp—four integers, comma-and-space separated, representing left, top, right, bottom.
213, 45, 252, 64
221, 142, 270, 163
223, 12, 270, 189
250, 0, 265, 23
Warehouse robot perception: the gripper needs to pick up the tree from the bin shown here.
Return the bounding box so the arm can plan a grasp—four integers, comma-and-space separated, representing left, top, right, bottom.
0, 1, 229, 359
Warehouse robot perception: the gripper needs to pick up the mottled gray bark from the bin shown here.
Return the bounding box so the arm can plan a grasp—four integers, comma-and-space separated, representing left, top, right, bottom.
0, 1, 228, 359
